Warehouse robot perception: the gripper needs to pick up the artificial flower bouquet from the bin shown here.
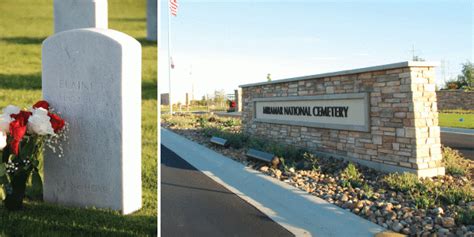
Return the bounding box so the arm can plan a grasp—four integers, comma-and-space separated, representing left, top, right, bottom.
227, 100, 237, 112
0, 100, 66, 210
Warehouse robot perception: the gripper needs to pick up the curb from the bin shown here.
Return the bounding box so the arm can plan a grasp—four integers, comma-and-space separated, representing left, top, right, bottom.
440, 127, 474, 136
161, 128, 386, 237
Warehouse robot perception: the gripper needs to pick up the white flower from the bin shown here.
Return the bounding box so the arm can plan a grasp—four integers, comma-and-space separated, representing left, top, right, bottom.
2, 105, 20, 116
0, 131, 6, 151
28, 108, 54, 135
0, 114, 12, 133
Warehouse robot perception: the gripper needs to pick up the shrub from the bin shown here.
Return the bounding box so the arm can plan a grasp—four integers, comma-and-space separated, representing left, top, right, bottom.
297, 152, 319, 171
221, 132, 249, 149
440, 182, 474, 205
163, 114, 196, 128
411, 192, 437, 209
279, 157, 291, 172
201, 126, 249, 149
245, 137, 307, 163
409, 180, 440, 209
456, 209, 474, 225
340, 163, 363, 188
362, 183, 374, 199
207, 116, 217, 123
161, 113, 171, 121
442, 146, 470, 176
202, 126, 222, 138
383, 172, 420, 192
265, 143, 306, 162
196, 116, 209, 128
222, 118, 239, 127
247, 138, 267, 151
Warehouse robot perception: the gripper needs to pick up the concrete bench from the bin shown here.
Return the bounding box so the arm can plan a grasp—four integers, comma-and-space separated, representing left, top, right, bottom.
210, 136, 229, 147
246, 149, 280, 167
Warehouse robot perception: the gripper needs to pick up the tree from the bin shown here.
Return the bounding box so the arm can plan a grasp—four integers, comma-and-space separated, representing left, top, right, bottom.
443, 61, 473, 90
460, 61, 473, 87
213, 90, 225, 108
267, 73, 272, 82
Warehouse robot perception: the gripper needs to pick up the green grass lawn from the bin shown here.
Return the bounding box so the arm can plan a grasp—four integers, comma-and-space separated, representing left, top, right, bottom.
439, 113, 474, 129
0, 0, 157, 236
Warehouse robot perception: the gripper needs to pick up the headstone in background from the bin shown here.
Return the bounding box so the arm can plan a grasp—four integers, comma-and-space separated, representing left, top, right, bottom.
54, 0, 108, 33
146, 0, 157, 41
42, 28, 142, 214
161, 93, 170, 105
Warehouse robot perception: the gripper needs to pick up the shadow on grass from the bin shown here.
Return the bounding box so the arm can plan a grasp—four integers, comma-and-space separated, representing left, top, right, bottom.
143, 80, 157, 101
136, 38, 157, 47
1, 37, 46, 45
110, 17, 146, 22
0, 201, 156, 237
0, 73, 156, 99
0, 73, 42, 90
0, 36, 156, 48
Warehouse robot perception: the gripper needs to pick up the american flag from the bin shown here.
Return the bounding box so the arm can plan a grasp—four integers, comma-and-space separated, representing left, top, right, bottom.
170, 0, 178, 16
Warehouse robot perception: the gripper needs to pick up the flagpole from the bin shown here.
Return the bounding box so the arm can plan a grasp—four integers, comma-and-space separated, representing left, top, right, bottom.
167, 0, 173, 115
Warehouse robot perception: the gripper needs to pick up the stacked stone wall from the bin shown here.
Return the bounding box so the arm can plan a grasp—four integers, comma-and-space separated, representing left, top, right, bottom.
436, 90, 474, 111
241, 63, 444, 177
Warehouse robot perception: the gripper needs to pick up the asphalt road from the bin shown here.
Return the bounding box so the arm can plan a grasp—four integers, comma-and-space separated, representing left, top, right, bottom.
441, 131, 474, 160
161, 145, 293, 237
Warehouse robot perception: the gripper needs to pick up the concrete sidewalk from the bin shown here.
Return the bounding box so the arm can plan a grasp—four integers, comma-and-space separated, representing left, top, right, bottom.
161, 128, 385, 237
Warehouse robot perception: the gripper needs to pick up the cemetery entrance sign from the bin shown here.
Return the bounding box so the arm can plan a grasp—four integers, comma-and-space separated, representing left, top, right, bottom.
254, 93, 369, 132
241, 61, 446, 178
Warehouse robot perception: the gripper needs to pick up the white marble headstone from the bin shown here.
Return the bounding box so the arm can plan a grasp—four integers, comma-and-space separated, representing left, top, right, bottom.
146, 0, 157, 41
42, 28, 142, 215
54, 0, 108, 33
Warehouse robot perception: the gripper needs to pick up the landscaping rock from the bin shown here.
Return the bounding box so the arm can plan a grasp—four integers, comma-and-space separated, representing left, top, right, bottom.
355, 200, 365, 209
164, 118, 474, 236
374, 231, 406, 237
386, 211, 397, 221
391, 222, 404, 232
432, 207, 444, 216
437, 227, 450, 235
274, 169, 282, 179
340, 194, 349, 202
468, 201, 474, 211
441, 217, 456, 228
384, 203, 394, 212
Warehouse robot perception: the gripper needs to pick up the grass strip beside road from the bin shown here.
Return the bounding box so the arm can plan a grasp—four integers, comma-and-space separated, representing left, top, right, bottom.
439, 113, 474, 129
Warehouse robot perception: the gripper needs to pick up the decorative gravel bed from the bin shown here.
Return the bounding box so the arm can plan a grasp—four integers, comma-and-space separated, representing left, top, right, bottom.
162, 113, 474, 236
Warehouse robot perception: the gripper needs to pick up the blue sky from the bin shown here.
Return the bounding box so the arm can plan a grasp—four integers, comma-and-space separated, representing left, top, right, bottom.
159, 0, 473, 103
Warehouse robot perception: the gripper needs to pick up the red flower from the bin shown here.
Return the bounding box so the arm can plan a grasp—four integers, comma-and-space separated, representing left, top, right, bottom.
10, 110, 32, 124
48, 113, 65, 133
9, 119, 28, 155
33, 100, 50, 110
9, 111, 32, 155
10, 139, 21, 156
